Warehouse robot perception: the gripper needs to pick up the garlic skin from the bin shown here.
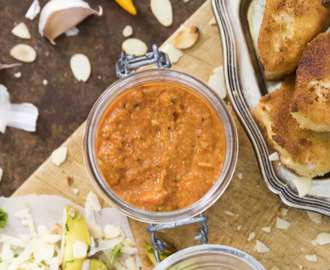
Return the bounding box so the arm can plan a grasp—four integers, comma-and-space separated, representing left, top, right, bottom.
38, 0, 102, 43
0, 84, 39, 133
25, 0, 41, 20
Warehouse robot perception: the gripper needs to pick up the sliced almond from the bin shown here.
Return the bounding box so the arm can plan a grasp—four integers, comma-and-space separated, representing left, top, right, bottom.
151, 0, 173, 27
70, 54, 91, 82
268, 152, 279, 161
224, 210, 236, 216
51, 147, 67, 166
14, 72, 22, 78
276, 217, 291, 230
261, 227, 271, 233
11, 23, 31, 39
292, 177, 312, 198
10, 44, 37, 63
305, 254, 317, 262
208, 66, 226, 99
39, 0, 102, 43
173, 25, 199, 49
0, 167, 3, 182
256, 240, 270, 253
72, 188, 79, 195
161, 43, 182, 64
237, 225, 242, 231
104, 224, 122, 239
25, 0, 41, 20
248, 232, 256, 242
87, 221, 103, 239
280, 208, 288, 216
209, 17, 216, 26
307, 211, 322, 224
315, 232, 330, 245
122, 25, 133, 37
122, 38, 148, 56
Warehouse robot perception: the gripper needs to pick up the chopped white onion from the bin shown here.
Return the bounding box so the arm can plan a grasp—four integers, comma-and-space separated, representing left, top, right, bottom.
25, 0, 41, 20
256, 240, 270, 253
86, 191, 101, 212
73, 240, 88, 258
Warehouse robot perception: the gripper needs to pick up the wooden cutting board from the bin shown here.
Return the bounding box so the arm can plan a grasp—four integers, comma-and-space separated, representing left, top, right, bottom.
13, 1, 330, 269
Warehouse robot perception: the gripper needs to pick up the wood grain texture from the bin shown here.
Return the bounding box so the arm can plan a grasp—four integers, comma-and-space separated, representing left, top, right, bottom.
13, 1, 330, 269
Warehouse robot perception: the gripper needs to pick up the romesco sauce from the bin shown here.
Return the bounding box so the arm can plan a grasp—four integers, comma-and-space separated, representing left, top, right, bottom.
96, 82, 226, 211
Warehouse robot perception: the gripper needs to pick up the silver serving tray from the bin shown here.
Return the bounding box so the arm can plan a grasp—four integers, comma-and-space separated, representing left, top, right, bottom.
212, 0, 330, 215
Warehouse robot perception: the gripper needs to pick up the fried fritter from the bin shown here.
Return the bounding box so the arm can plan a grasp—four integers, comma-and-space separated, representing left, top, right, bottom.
258, 0, 330, 80
254, 76, 330, 178
291, 33, 330, 132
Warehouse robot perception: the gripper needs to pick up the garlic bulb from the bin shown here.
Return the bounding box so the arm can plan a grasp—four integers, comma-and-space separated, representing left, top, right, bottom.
38, 0, 102, 43
0, 84, 39, 133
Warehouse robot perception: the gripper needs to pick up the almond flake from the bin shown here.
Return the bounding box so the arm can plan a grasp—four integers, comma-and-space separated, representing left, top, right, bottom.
315, 232, 330, 245
49, 257, 59, 270
237, 172, 243, 180
151, 0, 173, 27
68, 207, 76, 218
261, 227, 271, 233
70, 54, 91, 82
224, 210, 236, 216
11, 23, 31, 39
72, 188, 79, 195
268, 152, 279, 161
122, 25, 133, 37
122, 38, 148, 56
209, 17, 216, 25
248, 232, 256, 242
280, 208, 288, 216
292, 177, 312, 198
307, 211, 322, 224
256, 240, 270, 253
10, 44, 37, 63
173, 25, 199, 49
73, 240, 88, 258
14, 72, 22, 78
276, 217, 291, 230
161, 43, 182, 64
42, 79, 48, 85
305, 254, 317, 262
86, 191, 101, 212
237, 225, 242, 231
51, 147, 67, 166
208, 66, 226, 99
0, 167, 3, 182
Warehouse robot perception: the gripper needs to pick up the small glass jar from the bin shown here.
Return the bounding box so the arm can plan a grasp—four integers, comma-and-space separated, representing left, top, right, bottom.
83, 68, 238, 224
153, 244, 265, 270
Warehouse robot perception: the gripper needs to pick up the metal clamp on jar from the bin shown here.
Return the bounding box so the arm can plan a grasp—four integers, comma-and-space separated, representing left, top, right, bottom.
83, 45, 239, 265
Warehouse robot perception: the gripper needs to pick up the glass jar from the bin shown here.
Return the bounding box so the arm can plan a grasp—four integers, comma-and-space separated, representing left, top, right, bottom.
153, 244, 265, 270
83, 68, 238, 223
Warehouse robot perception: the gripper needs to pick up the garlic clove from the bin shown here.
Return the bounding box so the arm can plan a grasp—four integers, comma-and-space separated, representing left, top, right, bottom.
173, 25, 200, 49
10, 44, 37, 63
38, 0, 102, 43
161, 43, 182, 64
11, 22, 31, 39
122, 38, 148, 56
122, 25, 133, 37
0, 62, 22, 70
151, 0, 173, 27
70, 54, 91, 82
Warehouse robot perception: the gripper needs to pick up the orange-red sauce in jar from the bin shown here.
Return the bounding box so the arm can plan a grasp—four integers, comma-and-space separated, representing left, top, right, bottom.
96, 81, 226, 211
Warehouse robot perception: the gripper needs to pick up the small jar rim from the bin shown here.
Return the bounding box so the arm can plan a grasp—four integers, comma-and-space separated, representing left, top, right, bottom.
153, 244, 266, 270
83, 69, 238, 224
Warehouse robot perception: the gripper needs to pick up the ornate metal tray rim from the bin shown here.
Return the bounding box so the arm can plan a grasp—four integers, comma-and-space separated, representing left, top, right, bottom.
211, 0, 330, 216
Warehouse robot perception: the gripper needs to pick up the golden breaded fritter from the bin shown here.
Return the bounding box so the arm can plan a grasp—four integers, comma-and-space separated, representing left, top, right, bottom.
254, 76, 330, 178
291, 33, 330, 132
258, 0, 330, 80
